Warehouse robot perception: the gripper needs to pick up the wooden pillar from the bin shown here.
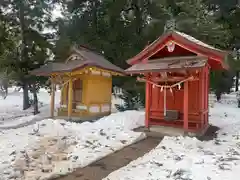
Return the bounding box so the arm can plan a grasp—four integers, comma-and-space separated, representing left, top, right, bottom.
63, 84, 67, 105
204, 66, 208, 126
60, 88, 63, 105
68, 77, 73, 120
200, 66, 210, 128
183, 80, 189, 131
145, 74, 151, 128
206, 66, 210, 125
200, 68, 205, 128
50, 77, 55, 118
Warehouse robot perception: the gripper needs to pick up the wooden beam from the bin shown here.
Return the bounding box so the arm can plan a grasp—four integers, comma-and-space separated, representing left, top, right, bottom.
67, 77, 73, 120
178, 70, 187, 75
155, 77, 198, 82
137, 76, 199, 83
50, 77, 55, 118
183, 80, 189, 131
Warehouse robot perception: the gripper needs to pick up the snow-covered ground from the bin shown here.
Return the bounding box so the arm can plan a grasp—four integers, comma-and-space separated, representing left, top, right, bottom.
0, 87, 123, 128
0, 111, 145, 180
0, 87, 61, 129
104, 95, 240, 180
1, 87, 240, 180
0, 88, 145, 180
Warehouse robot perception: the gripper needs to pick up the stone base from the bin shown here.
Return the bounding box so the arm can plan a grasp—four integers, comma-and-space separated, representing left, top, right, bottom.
135, 125, 209, 138
55, 112, 111, 122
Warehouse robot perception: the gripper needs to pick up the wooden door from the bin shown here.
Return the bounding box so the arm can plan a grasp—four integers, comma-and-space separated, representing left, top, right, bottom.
66, 79, 83, 108
73, 79, 83, 103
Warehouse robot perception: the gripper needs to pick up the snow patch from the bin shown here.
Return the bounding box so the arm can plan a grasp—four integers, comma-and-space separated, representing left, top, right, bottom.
104, 95, 240, 180
0, 111, 145, 180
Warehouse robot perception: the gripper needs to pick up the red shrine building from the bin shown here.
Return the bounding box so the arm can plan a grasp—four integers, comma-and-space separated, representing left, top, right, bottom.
125, 30, 228, 135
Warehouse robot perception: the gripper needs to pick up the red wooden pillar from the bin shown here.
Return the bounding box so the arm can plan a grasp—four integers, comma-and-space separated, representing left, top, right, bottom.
205, 66, 210, 125
145, 74, 151, 128
183, 80, 189, 131
200, 68, 205, 128
201, 65, 209, 127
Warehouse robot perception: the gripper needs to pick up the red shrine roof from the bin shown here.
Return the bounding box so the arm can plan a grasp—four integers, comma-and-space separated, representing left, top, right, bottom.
126, 30, 228, 70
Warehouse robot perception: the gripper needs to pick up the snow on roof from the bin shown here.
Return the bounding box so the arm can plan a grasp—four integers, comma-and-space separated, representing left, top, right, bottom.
174, 31, 224, 52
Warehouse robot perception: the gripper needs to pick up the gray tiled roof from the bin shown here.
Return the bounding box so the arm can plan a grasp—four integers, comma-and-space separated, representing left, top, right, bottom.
125, 56, 207, 73
31, 45, 124, 76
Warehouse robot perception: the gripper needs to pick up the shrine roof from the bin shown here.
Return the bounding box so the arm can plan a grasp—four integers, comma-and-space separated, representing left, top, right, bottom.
126, 30, 228, 70
31, 45, 124, 76
174, 31, 224, 53
125, 56, 207, 74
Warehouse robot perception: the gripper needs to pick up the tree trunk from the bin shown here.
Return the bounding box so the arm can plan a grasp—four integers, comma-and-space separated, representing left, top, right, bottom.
32, 83, 39, 115
215, 90, 221, 102
236, 71, 239, 92
132, 0, 142, 35
22, 82, 30, 110
19, 1, 31, 110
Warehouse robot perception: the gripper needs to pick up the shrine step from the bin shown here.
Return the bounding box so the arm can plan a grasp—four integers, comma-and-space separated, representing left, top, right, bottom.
135, 125, 209, 137
149, 125, 185, 136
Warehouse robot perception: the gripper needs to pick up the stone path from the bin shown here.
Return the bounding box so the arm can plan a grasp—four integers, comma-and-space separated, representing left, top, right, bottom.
54, 137, 162, 180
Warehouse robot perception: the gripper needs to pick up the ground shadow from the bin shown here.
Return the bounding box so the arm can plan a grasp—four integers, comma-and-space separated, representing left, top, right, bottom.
197, 125, 220, 141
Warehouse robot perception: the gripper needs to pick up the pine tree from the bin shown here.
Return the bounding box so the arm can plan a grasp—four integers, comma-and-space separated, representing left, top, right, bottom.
0, 0, 55, 113
204, 0, 240, 94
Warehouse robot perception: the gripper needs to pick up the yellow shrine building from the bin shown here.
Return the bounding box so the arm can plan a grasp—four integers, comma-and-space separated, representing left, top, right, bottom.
31, 45, 124, 120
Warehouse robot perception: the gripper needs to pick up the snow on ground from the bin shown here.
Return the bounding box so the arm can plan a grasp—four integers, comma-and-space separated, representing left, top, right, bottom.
3, 86, 240, 180
0, 87, 123, 129
104, 94, 240, 180
0, 87, 60, 129
0, 111, 145, 180
0, 87, 146, 179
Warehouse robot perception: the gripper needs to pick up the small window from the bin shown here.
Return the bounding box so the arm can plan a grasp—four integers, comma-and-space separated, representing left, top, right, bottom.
67, 54, 82, 62
71, 55, 79, 61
